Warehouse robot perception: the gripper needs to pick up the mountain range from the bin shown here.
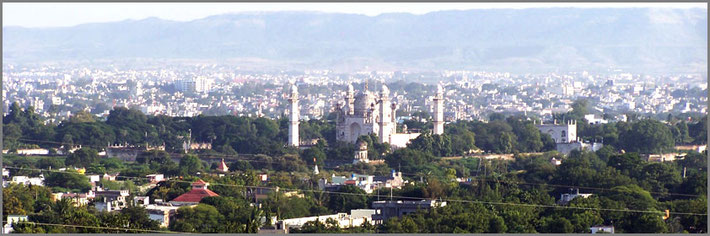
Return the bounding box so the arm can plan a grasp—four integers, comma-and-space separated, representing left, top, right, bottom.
3, 8, 707, 74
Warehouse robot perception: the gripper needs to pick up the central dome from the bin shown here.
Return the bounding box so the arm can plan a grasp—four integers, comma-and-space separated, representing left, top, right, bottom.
354, 90, 375, 116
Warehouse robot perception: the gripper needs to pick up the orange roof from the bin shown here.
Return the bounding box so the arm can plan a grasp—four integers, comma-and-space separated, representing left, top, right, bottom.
172, 180, 218, 203
171, 188, 219, 203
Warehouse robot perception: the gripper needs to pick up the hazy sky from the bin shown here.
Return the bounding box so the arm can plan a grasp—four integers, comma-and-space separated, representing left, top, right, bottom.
3, 2, 707, 28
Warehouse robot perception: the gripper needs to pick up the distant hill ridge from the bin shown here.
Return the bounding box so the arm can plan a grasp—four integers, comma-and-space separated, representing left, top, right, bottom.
3, 8, 707, 73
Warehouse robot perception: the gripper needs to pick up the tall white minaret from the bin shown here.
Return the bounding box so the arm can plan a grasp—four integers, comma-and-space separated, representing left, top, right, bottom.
433, 84, 444, 135
378, 84, 391, 143
288, 84, 299, 147
346, 83, 355, 115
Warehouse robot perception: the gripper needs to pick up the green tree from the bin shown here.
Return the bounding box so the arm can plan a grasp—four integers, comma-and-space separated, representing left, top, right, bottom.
385, 148, 436, 174
69, 110, 97, 123
170, 204, 225, 233
3, 123, 22, 149
179, 154, 204, 176
302, 146, 327, 166
136, 150, 171, 165
44, 170, 92, 192
618, 119, 673, 153
36, 157, 65, 170
447, 125, 477, 155
539, 216, 574, 233
200, 196, 256, 233
639, 162, 681, 195
106, 106, 153, 145
64, 148, 99, 168
328, 185, 368, 213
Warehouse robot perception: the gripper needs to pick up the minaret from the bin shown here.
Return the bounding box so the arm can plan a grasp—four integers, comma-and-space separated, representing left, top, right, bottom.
433, 84, 444, 135
313, 157, 320, 175
346, 84, 355, 115
378, 85, 391, 143
288, 84, 299, 147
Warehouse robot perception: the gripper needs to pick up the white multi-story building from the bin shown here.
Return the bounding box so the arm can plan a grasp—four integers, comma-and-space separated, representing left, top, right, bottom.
280, 209, 377, 230
175, 77, 213, 93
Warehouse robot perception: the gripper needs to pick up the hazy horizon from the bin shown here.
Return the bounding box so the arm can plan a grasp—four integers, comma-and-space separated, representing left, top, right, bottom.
3, 2, 707, 28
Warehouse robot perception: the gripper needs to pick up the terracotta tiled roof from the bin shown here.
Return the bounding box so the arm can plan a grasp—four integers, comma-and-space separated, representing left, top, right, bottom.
171, 188, 219, 203
192, 179, 207, 185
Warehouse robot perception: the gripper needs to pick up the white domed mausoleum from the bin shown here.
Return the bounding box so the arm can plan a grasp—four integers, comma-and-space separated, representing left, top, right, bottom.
333, 83, 445, 148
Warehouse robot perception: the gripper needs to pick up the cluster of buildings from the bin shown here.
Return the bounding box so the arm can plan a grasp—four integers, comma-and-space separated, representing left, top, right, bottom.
4, 63, 705, 126
2, 167, 178, 229
318, 170, 406, 194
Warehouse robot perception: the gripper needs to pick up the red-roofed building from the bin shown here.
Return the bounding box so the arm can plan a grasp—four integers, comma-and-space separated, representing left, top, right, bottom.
169, 180, 219, 206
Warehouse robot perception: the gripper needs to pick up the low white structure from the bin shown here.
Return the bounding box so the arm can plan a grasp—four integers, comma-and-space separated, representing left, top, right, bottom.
675, 145, 707, 153
645, 153, 686, 162
373, 170, 405, 189
327, 173, 375, 193
3, 215, 29, 234
258, 174, 268, 182
280, 209, 377, 229
371, 200, 446, 223
94, 190, 130, 212
322, 171, 405, 194
87, 175, 101, 183
144, 204, 184, 228
584, 114, 608, 125
590, 225, 614, 234
146, 174, 165, 183
2, 148, 49, 155
9, 175, 44, 186
134, 196, 150, 206
558, 189, 593, 205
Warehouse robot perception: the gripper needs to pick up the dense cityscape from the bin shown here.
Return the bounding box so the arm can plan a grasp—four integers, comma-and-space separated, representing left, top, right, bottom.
3, 63, 706, 122
2, 3, 708, 235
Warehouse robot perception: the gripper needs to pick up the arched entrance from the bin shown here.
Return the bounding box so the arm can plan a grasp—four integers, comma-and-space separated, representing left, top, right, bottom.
350, 122, 361, 142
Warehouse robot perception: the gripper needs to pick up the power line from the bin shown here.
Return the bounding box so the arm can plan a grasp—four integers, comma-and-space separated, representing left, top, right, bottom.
14, 138, 295, 165
3, 220, 180, 233
6, 138, 704, 198
4, 166, 707, 217
462, 177, 703, 197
